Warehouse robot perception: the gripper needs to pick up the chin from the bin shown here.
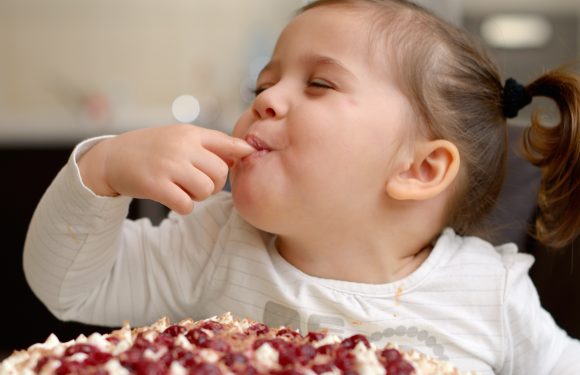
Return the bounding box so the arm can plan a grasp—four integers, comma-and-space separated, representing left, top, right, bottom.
231, 185, 277, 233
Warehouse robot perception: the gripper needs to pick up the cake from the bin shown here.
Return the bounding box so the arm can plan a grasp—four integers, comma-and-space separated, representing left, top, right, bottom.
0, 313, 476, 374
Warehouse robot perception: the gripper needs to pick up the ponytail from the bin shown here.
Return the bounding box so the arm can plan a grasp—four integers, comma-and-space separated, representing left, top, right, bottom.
522, 64, 580, 249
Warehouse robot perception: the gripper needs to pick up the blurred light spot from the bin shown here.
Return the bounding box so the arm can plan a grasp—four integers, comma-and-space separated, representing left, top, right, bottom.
172, 95, 200, 123
481, 14, 552, 49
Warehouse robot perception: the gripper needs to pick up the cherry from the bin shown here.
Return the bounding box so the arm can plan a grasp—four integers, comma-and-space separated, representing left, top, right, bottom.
199, 321, 224, 335
133, 333, 153, 349
386, 360, 415, 375
189, 363, 222, 375
306, 332, 326, 342
333, 347, 355, 372
163, 325, 186, 337
172, 347, 198, 368
34, 356, 55, 372
278, 349, 297, 367
312, 363, 334, 374
208, 338, 230, 352
247, 323, 269, 336
106, 336, 120, 345
381, 348, 402, 363
340, 334, 370, 350
273, 370, 302, 375
315, 344, 334, 355
296, 344, 316, 365
235, 366, 258, 375
380, 348, 415, 375
119, 347, 145, 369
84, 351, 113, 366
132, 359, 167, 375
54, 360, 83, 375
64, 344, 98, 357
223, 352, 248, 367
276, 328, 301, 339
186, 328, 209, 347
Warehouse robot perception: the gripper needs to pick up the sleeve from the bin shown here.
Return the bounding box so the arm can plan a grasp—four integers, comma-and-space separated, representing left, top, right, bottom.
23, 137, 233, 327
499, 252, 580, 374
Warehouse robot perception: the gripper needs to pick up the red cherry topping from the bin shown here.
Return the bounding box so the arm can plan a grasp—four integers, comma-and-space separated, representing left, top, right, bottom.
247, 322, 270, 336
340, 334, 370, 349
276, 328, 301, 339
306, 331, 326, 342
208, 338, 230, 352
223, 352, 248, 367
54, 360, 83, 375
172, 347, 198, 368
163, 324, 187, 337
315, 344, 334, 355
186, 328, 209, 347
381, 348, 402, 362
199, 321, 224, 334
189, 362, 222, 375
63, 343, 98, 357
386, 360, 415, 375
34, 356, 55, 372
333, 347, 355, 372
312, 363, 334, 374
106, 336, 120, 345
84, 351, 113, 366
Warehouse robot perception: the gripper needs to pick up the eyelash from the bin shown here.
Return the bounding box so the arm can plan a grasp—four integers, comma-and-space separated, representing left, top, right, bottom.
253, 79, 335, 97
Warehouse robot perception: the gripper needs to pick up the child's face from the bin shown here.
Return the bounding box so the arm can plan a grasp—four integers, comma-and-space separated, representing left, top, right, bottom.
230, 6, 415, 235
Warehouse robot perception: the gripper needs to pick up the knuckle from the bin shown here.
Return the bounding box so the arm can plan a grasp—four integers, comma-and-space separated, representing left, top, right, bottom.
174, 199, 193, 215
195, 180, 215, 201
217, 163, 229, 181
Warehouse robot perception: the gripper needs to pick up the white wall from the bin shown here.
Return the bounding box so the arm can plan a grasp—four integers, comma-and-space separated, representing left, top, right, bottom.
1, 0, 578, 142
0, 0, 302, 141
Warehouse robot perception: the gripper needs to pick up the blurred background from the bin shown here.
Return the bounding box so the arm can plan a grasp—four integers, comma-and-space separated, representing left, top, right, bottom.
1, 0, 579, 357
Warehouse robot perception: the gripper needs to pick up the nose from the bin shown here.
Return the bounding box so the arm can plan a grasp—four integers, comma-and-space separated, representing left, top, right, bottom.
252, 85, 288, 120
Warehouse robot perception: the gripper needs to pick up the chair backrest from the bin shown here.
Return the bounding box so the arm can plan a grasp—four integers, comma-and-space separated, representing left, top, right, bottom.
486, 124, 580, 339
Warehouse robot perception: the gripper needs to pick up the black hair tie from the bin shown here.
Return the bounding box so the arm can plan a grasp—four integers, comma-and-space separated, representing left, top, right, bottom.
502, 78, 532, 119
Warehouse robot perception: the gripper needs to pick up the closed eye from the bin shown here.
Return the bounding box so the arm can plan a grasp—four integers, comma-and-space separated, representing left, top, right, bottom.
308, 79, 335, 90
253, 86, 268, 96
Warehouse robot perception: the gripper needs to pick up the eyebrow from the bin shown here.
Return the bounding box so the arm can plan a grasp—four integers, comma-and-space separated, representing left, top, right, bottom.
259, 54, 357, 80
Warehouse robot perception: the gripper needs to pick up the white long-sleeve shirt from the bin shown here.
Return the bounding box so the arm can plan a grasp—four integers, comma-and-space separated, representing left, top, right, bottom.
23, 138, 580, 374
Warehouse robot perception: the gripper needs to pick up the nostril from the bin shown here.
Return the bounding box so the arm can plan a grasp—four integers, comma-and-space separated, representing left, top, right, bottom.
265, 108, 276, 117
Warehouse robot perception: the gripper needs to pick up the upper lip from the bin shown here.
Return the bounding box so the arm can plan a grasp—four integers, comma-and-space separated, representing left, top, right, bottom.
245, 134, 272, 152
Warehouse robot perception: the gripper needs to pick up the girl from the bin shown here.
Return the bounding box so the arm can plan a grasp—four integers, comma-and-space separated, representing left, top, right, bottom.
24, 0, 580, 373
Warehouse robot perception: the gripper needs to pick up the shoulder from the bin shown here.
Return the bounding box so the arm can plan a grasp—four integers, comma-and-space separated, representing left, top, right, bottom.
437, 228, 535, 274
430, 228, 537, 302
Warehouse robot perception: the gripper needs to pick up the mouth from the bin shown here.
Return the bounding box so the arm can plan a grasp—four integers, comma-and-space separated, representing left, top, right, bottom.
245, 134, 272, 152
240, 134, 272, 164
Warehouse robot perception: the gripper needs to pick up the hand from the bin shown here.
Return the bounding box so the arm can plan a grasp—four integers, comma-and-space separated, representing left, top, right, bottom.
78, 124, 255, 214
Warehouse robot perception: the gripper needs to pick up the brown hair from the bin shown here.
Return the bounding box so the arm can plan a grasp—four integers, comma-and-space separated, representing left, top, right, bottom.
301, 0, 580, 249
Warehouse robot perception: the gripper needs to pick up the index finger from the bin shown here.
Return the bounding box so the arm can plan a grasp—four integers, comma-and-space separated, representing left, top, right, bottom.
200, 129, 256, 163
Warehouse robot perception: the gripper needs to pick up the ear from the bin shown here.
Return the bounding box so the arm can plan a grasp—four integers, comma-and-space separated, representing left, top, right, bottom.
386, 140, 460, 201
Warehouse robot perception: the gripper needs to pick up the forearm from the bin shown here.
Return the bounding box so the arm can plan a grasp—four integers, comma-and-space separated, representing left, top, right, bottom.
549, 338, 580, 375
23, 137, 132, 324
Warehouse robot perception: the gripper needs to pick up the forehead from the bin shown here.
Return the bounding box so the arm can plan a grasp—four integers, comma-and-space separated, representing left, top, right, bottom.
271, 6, 389, 76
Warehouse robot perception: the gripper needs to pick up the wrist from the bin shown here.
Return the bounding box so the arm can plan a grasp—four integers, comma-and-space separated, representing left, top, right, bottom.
77, 139, 118, 197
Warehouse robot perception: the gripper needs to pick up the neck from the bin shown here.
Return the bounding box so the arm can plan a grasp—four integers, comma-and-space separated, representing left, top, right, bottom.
270, 188, 451, 284
275, 211, 439, 284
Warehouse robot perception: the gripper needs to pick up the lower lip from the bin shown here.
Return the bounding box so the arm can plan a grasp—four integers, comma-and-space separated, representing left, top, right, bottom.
241, 149, 270, 164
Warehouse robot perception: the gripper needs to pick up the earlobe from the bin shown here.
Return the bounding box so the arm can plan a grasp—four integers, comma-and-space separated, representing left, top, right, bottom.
386, 140, 460, 201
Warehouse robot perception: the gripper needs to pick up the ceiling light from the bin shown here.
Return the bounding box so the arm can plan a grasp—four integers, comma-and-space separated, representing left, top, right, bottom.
481, 14, 553, 49
172, 95, 200, 123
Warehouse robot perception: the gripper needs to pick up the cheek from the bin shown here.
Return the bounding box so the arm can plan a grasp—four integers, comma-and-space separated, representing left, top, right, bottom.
232, 110, 252, 138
